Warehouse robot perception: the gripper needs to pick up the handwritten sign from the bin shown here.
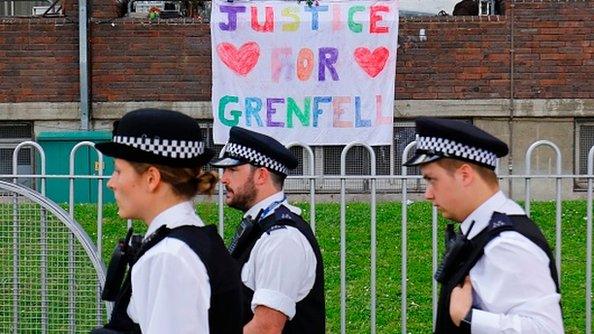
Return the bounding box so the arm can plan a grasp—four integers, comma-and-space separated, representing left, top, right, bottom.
211, 0, 399, 145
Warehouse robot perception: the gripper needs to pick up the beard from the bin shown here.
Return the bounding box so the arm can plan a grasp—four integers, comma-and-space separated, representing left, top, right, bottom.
226, 171, 257, 212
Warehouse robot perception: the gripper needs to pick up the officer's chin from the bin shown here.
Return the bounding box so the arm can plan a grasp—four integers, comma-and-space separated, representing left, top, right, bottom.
116, 207, 135, 221
224, 193, 235, 207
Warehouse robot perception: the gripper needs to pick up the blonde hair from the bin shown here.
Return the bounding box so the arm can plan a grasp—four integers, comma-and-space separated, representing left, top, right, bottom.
129, 162, 218, 198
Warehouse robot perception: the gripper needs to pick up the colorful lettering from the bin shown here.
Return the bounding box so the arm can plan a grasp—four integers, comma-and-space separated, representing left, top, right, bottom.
313, 96, 332, 127
287, 97, 311, 128
318, 47, 339, 81
354, 96, 371, 127
304, 5, 328, 31
348, 6, 365, 33
296, 48, 314, 81
245, 97, 264, 126
370, 5, 389, 33
218, 5, 246, 31
333, 96, 352, 128
332, 4, 342, 31
375, 95, 391, 125
271, 48, 294, 82
251, 6, 274, 32
218, 95, 241, 126
281, 7, 300, 31
266, 98, 285, 127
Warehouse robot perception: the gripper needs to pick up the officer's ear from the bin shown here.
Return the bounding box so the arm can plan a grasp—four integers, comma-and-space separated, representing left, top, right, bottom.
456, 163, 475, 187
252, 166, 269, 187
144, 166, 162, 192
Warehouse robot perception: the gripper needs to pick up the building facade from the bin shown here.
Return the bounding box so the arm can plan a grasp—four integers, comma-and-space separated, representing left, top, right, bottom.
0, 0, 593, 198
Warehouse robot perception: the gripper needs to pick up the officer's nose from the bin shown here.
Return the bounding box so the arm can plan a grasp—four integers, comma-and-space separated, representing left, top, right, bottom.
424, 185, 433, 200
220, 169, 230, 185
107, 175, 115, 190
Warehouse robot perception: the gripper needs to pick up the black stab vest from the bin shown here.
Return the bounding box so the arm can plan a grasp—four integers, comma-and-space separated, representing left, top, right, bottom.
95, 224, 243, 334
434, 213, 560, 334
231, 205, 326, 334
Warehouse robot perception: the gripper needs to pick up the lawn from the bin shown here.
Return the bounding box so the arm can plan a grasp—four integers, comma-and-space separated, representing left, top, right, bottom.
70, 199, 592, 333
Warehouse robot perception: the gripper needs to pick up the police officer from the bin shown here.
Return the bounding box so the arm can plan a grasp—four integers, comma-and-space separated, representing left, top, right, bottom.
210, 126, 325, 334
93, 109, 242, 334
404, 117, 563, 333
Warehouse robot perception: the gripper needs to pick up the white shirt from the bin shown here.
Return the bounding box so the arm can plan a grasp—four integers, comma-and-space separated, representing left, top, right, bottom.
242, 191, 317, 319
127, 201, 211, 334
460, 191, 564, 334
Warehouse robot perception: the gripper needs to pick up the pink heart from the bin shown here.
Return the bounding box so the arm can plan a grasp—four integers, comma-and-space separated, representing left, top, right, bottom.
354, 47, 389, 78
216, 42, 260, 76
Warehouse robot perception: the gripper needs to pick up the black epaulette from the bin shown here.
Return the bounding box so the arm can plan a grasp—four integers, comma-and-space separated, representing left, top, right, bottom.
258, 205, 300, 234
265, 224, 287, 235
488, 211, 515, 230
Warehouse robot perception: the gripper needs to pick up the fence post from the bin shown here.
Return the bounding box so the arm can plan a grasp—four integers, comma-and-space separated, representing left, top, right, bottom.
524, 140, 563, 284
12, 141, 46, 333
13, 141, 46, 195
69, 141, 106, 326
586, 146, 594, 334
400, 141, 416, 334
340, 143, 377, 334
287, 142, 316, 233
216, 148, 226, 237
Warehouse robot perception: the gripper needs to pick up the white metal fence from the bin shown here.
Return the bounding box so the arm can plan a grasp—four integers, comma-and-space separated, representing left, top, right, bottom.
0, 139, 593, 333
0, 180, 107, 333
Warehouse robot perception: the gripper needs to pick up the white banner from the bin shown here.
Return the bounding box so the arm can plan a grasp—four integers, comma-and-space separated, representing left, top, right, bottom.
211, 0, 399, 145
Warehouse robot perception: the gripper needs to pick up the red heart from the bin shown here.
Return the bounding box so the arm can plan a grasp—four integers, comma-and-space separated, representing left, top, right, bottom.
216, 42, 260, 76
354, 47, 390, 78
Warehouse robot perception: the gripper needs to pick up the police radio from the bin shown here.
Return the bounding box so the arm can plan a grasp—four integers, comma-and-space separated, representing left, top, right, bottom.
101, 228, 143, 301
434, 224, 470, 284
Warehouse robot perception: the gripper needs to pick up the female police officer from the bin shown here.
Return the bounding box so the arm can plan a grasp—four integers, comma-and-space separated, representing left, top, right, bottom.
92, 108, 242, 334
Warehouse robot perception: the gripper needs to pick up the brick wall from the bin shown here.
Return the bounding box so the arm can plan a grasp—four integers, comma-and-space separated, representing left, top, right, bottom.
0, 18, 79, 103
397, 17, 511, 100
0, 0, 592, 103
513, 1, 593, 99
91, 19, 212, 101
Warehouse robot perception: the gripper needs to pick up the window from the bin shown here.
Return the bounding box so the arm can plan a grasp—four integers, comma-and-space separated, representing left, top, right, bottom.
0, 0, 62, 17
575, 120, 594, 190
127, 0, 211, 20
399, 0, 503, 17
0, 123, 34, 188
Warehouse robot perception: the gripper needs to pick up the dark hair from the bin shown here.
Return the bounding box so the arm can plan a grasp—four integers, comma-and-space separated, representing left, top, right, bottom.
248, 164, 286, 190
129, 162, 218, 198
269, 170, 286, 190
436, 158, 499, 186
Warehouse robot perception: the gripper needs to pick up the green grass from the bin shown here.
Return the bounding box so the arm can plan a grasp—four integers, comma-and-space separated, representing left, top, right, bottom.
2, 200, 592, 332
0, 204, 105, 333
70, 200, 593, 333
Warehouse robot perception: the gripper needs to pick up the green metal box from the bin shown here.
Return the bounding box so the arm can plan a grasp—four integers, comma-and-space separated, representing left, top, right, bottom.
36, 131, 115, 204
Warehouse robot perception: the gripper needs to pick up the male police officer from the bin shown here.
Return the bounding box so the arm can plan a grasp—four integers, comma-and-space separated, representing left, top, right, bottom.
404, 117, 563, 333
210, 126, 325, 334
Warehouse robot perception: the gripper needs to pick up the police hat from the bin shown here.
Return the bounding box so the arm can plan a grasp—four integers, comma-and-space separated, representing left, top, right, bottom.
209, 127, 298, 176
403, 117, 508, 170
95, 108, 214, 167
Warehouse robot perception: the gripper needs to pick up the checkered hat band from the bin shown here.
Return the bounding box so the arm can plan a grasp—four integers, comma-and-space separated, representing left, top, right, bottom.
417, 135, 498, 167
225, 143, 289, 175
113, 135, 205, 159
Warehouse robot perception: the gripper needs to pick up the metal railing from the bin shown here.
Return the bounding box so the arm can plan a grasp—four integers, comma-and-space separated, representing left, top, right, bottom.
0, 178, 108, 333
0, 139, 593, 333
